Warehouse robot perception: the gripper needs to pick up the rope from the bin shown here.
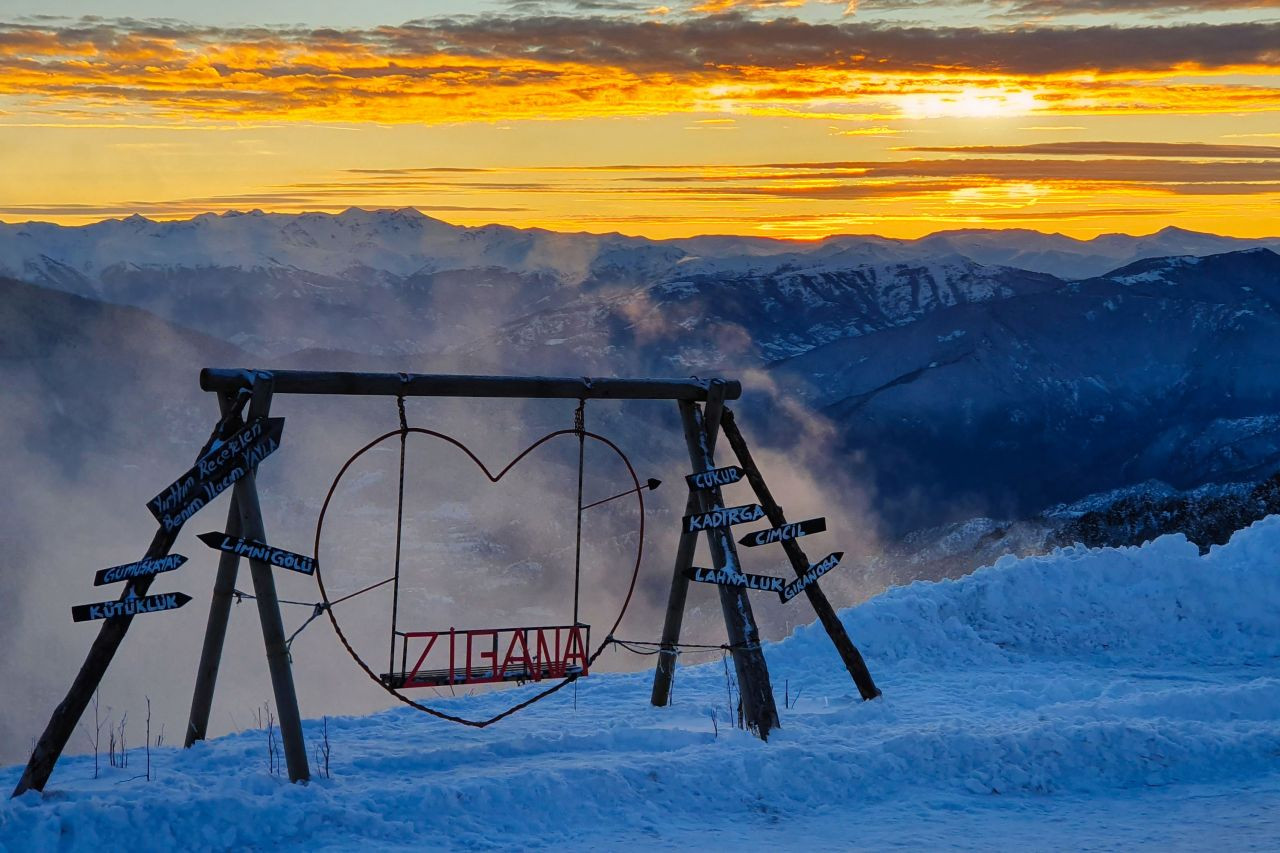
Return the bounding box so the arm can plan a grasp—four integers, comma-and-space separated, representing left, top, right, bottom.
572, 399, 586, 626
313, 426, 646, 729
330, 575, 395, 607
285, 603, 327, 659
389, 389, 409, 675
230, 590, 329, 662
231, 574, 396, 659
608, 638, 750, 656
232, 589, 314, 608
231, 575, 393, 610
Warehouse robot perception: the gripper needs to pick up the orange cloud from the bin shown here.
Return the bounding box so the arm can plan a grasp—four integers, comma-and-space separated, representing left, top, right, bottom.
0, 17, 1275, 125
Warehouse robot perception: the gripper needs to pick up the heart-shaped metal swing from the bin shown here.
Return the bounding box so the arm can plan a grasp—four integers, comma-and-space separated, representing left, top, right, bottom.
312, 401, 645, 728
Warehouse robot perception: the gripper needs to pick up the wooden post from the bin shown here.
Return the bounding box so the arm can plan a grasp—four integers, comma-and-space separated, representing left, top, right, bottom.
702, 379, 727, 455
651, 491, 704, 706
651, 381, 727, 707
680, 399, 780, 739
232, 374, 310, 782
720, 407, 881, 701
184, 394, 245, 747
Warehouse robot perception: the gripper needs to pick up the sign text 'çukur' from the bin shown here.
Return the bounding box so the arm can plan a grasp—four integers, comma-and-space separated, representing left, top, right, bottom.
93, 554, 187, 586
683, 503, 765, 533
147, 417, 284, 533
685, 466, 745, 490
197, 532, 317, 575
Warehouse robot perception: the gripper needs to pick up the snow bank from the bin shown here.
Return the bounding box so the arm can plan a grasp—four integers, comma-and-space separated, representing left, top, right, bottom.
3, 519, 1279, 851
782, 516, 1280, 669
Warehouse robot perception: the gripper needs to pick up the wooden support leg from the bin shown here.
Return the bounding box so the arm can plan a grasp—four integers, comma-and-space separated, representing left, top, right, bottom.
720, 407, 881, 701
184, 391, 246, 746
11, 524, 180, 796
651, 381, 728, 706
650, 492, 701, 706
680, 399, 780, 739
234, 374, 310, 782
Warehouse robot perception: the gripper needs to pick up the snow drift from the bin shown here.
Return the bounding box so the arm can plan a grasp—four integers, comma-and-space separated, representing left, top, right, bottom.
4, 519, 1279, 851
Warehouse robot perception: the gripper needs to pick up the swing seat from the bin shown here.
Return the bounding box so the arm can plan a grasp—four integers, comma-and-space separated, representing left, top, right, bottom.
381, 624, 591, 690
381, 660, 586, 689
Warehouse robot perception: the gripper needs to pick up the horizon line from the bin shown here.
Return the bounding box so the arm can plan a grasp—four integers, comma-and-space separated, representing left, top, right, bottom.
3, 206, 1277, 245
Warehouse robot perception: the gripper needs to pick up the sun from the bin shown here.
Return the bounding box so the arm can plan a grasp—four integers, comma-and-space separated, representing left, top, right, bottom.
897, 87, 1041, 120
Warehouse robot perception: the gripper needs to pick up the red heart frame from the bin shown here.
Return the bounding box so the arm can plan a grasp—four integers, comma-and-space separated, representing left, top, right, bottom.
312, 426, 645, 727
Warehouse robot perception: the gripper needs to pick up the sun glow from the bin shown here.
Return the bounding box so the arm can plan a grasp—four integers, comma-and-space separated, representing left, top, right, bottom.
897, 88, 1041, 120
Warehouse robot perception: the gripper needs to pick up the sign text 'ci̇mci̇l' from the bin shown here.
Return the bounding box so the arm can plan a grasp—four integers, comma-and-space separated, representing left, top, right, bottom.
738, 517, 827, 548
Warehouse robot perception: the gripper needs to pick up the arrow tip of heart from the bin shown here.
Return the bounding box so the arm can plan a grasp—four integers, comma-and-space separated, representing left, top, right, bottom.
647, 478, 661, 491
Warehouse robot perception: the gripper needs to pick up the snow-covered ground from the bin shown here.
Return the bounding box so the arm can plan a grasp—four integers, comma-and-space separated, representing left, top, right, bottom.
4, 519, 1280, 851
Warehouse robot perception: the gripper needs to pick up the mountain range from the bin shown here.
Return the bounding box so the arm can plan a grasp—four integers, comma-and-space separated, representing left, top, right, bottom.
4, 208, 1280, 548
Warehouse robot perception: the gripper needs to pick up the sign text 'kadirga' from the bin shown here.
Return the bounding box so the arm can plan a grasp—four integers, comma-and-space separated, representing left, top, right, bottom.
683, 503, 765, 533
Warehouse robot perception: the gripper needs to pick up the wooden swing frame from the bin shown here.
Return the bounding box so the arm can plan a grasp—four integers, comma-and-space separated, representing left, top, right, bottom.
14, 368, 876, 796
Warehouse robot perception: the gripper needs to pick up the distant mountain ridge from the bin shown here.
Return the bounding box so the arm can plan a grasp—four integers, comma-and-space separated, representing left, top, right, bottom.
767, 248, 1280, 529
4, 208, 1280, 542
4, 209, 1275, 358
3, 207, 1276, 289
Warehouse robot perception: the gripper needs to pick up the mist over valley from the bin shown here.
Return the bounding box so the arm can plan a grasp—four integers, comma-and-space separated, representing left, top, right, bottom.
4, 210, 1280, 766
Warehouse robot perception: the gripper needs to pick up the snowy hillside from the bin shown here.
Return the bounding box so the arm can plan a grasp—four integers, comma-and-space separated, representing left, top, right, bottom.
5, 517, 1278, 851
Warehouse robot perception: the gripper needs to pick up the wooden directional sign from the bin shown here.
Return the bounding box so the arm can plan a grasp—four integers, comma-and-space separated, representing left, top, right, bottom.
738, 517, 827, 548
779, 552, 844, 603
93, 554, 187, 586
197, 532, 316, 576
72, 592, 192, 623
147, 417, 285, 534
683, 566, 787, 594
685, 466, 745, 490
683, 503, 765, 533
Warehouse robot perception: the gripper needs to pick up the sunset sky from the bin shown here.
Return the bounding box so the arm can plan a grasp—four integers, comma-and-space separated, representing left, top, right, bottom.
1, 0, 1277, 239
